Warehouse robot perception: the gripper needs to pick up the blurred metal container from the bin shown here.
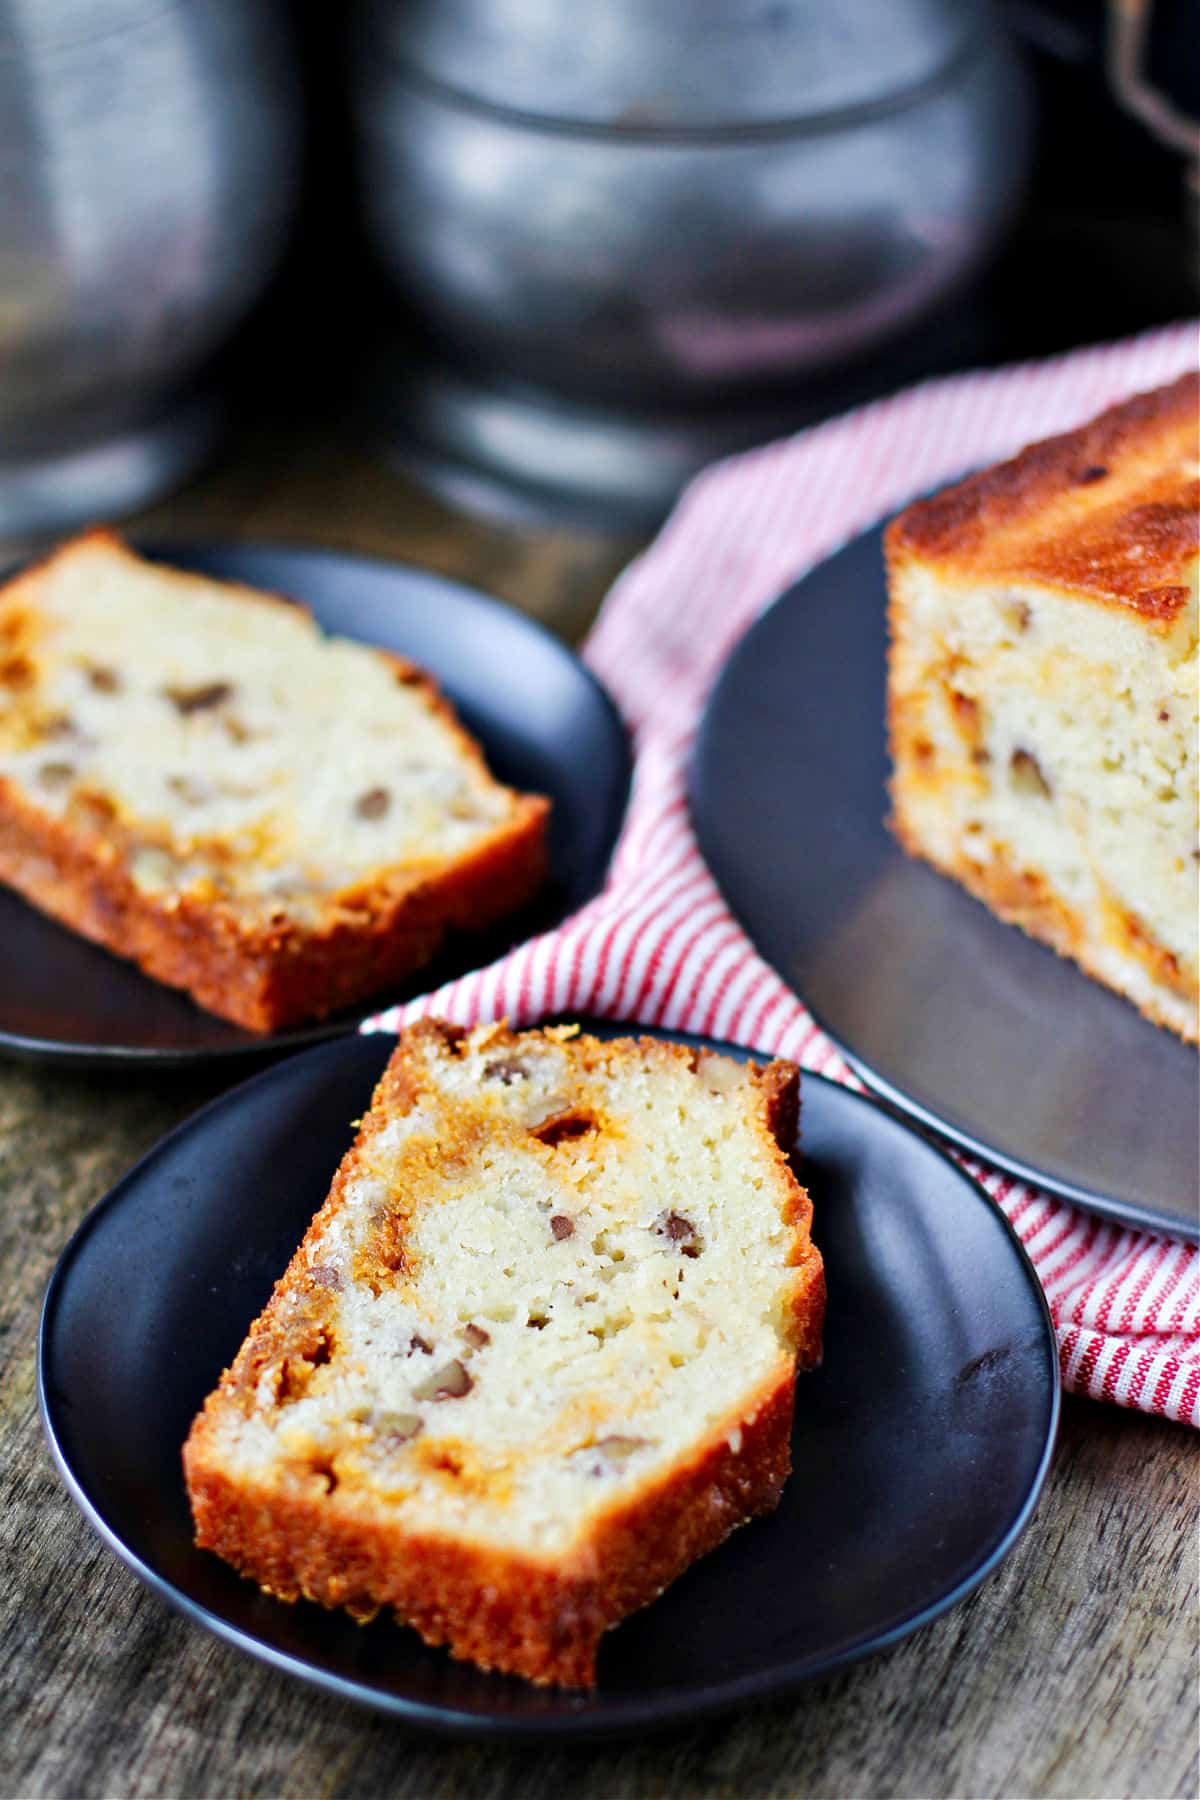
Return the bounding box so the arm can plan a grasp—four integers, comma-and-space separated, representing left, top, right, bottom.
354, 0, 1031, 527
0, 0, 299, 539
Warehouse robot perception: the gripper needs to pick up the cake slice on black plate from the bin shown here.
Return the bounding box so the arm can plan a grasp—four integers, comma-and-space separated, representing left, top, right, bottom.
0, 532, 548, 1031
184, 1020, 825, 1687
887, 372, 1199, 1042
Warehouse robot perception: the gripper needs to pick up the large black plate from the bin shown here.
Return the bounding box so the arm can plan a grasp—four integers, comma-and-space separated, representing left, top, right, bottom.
691, 524, 1200, 1242
0, 544, 629, 1066
40, 1024, 1058, 1741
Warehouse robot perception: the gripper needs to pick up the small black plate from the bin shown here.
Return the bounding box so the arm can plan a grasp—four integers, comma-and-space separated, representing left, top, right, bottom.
0, 544, 630, 1067
691, 524, 1200, 1243
40, 1024, 1058, 1741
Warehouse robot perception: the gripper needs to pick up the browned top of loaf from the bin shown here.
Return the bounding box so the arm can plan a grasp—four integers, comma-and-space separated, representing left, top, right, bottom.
886, 371, 1200, 623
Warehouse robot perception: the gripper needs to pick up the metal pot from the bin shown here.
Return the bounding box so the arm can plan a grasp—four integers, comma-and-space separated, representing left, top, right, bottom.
0, 0, 300, 539
353, 0, 1031, 527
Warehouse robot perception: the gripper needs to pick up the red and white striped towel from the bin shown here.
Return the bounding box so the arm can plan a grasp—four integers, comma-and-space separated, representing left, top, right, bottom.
367, 322, 1200, 1428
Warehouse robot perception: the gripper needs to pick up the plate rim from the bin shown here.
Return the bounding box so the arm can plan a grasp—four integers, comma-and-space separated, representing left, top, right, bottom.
689, 523, 1199, 1245
38, 1023, 1061, 1742
0, 539, 631, 1069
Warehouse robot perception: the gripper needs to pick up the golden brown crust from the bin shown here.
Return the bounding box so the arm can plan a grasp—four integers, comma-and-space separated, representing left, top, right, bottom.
0, 776, 548, 1032
891, 812, 1199, 1044
183, 1022, 824, 1685
886, 372, 1199, 622
1112, 899, 1195, 1006
185, 1368, 794, 1689
746, 1054, 824, 1363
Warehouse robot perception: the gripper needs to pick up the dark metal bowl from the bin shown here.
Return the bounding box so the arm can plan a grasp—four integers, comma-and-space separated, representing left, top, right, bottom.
352, 0, 1031, 524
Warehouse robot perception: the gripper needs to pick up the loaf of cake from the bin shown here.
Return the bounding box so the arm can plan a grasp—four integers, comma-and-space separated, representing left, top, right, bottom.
0, 532, 549, 1031
886, 373, 1199, 1042
183, 1020, 825, 1687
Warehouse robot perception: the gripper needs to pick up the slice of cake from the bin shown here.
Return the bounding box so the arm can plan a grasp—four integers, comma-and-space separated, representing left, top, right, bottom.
886, 372, 1199, 1042
183, 1020, 825, 1687
0, 531, 548, 1031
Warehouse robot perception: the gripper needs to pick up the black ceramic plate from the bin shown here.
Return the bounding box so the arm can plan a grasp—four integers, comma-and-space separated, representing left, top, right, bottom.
40, 1024, 1058, 1741
691, 524, 1200, 1243
0, 544, 629, 1067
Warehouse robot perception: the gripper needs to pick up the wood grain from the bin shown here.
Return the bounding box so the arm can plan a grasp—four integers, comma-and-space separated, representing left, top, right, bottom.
1, 429, 1196, 1799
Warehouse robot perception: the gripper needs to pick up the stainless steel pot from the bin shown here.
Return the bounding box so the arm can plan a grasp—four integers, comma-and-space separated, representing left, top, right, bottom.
0, 0, 300, 539
353, 0, 1031, 526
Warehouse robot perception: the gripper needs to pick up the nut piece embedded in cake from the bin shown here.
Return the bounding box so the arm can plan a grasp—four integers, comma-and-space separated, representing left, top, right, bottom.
182, 1020, 825, 1687
886, 372, 1199, 1043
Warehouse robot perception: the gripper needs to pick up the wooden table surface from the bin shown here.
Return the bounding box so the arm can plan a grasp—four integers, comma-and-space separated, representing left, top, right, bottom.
1, 430, 1196, 1800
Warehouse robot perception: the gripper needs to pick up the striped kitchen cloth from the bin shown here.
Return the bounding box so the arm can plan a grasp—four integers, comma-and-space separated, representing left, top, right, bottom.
367, 321, 1200, 1428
